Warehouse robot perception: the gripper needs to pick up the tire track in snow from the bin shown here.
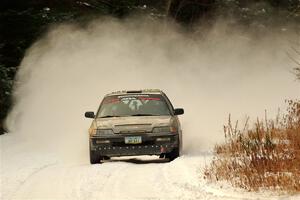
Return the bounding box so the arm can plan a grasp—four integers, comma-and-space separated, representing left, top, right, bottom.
11, 163, 56, 200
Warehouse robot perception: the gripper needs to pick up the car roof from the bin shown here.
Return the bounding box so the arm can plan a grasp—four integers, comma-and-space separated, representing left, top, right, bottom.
105, 89, 164, 97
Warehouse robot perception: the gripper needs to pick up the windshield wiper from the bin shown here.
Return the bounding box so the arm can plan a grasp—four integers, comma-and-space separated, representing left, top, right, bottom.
100, 115, 120, 118
130, 114, 157, 116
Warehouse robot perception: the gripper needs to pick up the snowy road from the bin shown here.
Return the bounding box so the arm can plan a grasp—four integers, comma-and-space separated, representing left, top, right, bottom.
2, 134, 299, 200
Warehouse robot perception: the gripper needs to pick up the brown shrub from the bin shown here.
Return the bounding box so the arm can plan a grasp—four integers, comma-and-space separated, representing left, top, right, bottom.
205, 100, 300, 193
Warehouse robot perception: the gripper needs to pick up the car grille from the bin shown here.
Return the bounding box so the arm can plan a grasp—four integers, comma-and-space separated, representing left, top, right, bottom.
114, 124, 152, 134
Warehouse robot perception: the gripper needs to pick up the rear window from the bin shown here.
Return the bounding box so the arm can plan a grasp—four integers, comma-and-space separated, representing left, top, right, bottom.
97, 94, 171, 117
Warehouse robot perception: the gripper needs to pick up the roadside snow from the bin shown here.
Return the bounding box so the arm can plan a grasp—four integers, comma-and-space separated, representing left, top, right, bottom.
1, 134, 300, 200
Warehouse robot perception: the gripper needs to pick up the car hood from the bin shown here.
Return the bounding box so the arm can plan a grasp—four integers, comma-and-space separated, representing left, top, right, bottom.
95, 116, 173, 134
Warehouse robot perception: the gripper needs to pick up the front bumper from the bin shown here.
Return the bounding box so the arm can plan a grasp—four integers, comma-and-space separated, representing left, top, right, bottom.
90, 133, 179, 157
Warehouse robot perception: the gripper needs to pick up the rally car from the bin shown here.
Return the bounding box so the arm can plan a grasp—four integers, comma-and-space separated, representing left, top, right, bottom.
84, 89, 184, 164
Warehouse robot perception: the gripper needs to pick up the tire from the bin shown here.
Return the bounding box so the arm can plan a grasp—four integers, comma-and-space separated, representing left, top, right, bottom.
102, 156, 110, 160
90, 150, 101, 164
166, 147, 179, 161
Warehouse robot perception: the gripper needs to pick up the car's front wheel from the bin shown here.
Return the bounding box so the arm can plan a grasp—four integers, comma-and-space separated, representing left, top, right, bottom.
90, 150, 101, 164
165, 147, 179, 161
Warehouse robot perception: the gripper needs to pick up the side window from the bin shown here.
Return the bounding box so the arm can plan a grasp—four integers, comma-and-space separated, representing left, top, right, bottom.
162, 94, 174, 113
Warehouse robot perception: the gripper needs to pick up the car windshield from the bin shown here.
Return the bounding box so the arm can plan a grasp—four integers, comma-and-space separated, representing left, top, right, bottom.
97, 94, 171, 117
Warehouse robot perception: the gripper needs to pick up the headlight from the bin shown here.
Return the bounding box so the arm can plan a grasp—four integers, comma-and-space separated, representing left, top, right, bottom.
89, 128, 97, 136
91, 129, 114, 136
152, 126, 177, 133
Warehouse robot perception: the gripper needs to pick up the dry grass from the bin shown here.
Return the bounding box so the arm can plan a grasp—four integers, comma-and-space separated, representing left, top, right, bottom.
204, 100, 300, 193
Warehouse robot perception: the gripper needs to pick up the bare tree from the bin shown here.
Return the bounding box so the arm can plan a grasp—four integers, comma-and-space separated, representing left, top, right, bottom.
295, 67, 300, 80
291, 46, 300, 80
166, 0, 215, 24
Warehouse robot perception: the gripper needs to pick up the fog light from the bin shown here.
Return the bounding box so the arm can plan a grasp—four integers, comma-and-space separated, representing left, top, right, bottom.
96, 140, 110, 144
156, 137, 171, 142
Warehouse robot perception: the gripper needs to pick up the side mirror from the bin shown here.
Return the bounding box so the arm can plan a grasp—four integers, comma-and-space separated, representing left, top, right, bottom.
85, 111, 95, 119
174, 108, 184, 115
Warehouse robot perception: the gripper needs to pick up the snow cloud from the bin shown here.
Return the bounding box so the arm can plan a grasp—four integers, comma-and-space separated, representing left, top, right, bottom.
5, 18, 299, 163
